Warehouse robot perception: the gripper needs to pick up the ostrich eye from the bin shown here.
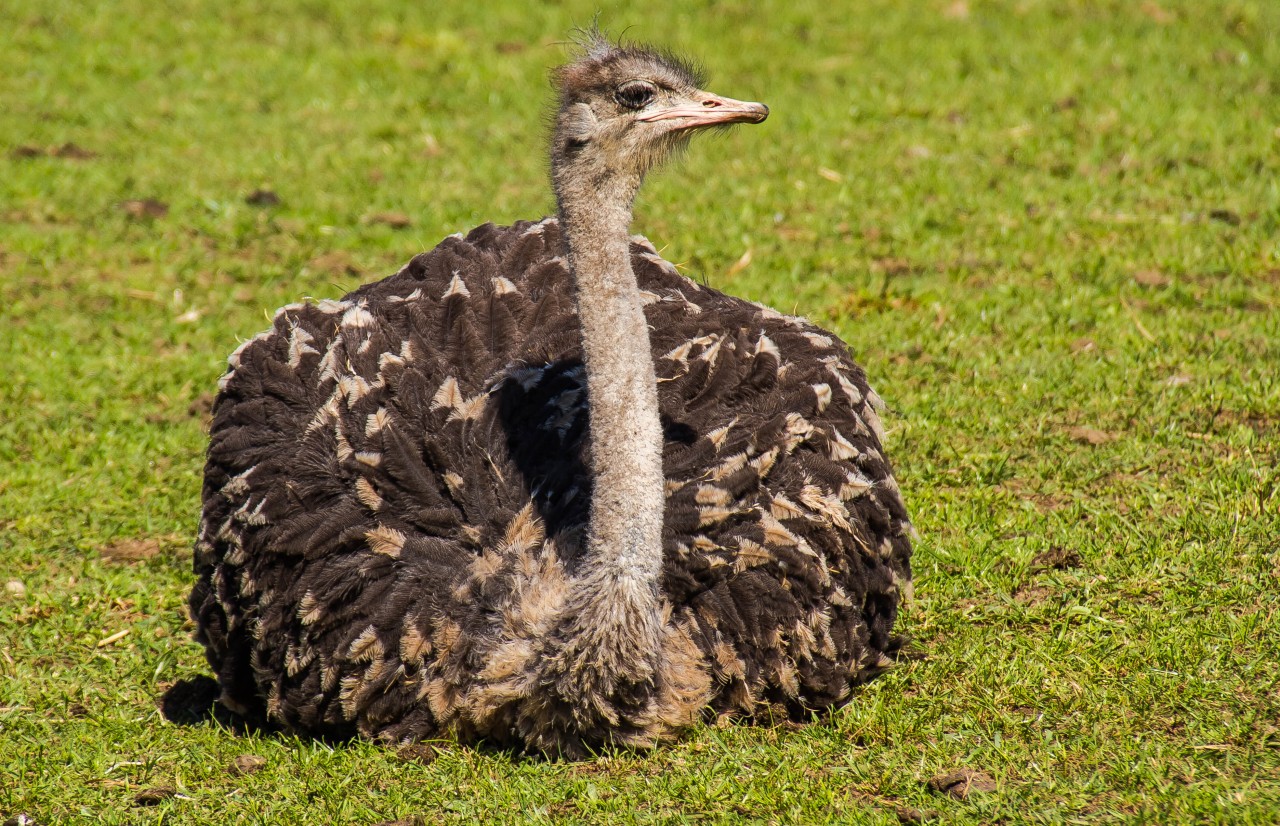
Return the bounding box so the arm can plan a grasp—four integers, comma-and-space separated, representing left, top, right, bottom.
615, 82, 656, 111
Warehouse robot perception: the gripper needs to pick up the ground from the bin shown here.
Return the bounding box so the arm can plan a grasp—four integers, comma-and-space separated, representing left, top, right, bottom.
2, 0, 1278, 823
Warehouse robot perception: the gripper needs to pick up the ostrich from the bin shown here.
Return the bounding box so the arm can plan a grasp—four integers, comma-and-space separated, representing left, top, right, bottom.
191, 34, 913, 755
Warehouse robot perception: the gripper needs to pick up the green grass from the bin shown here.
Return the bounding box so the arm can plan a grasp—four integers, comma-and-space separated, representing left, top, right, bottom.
3, 0, 1279, 822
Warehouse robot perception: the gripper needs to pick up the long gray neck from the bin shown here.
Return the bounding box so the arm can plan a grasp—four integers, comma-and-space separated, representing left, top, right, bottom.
548, 164, 666, 689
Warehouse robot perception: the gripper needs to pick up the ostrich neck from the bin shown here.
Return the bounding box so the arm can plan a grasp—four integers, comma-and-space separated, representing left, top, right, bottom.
556, 170, 666, 609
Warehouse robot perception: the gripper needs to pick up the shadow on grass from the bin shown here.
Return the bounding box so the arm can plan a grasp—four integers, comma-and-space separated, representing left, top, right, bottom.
160, 676, 281, 736
159, 663, 913, 760
160, 676, 492, 758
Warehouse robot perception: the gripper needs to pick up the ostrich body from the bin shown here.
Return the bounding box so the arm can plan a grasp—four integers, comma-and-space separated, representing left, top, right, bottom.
191, 37, 913, 754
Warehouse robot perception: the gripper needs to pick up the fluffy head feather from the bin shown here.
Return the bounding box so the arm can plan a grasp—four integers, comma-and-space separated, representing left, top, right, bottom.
549, 30, 765, 183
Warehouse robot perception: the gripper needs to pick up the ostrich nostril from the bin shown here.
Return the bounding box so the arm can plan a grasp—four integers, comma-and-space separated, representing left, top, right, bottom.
703, 99, 721, 107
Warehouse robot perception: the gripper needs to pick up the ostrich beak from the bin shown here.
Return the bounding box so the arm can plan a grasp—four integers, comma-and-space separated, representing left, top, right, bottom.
638, 93, 769, 131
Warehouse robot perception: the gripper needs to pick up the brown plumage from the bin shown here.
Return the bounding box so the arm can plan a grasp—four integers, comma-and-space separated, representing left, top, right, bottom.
190, 34, 913, 756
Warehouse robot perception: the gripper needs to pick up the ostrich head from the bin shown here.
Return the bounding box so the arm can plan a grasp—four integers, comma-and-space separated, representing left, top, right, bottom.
550, 35, 768, 199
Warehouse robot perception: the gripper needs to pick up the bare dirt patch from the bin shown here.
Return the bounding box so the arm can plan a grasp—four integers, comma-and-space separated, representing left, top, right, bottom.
546, 800, 580, 819
1133, 269, 1170, 288
366, 211, 412, 229
895, 805, 939, 823
308, 251, 362, 277
1013, 584, 1054, 605
229, 755, 268, 777
245, 189, 281, 207
871, 257, 927, 277
120, 199, 169, 220
1216, 409, 1279, 437
99, 534, 185, 564
188, 391, 216, 426
1032, 546, 1083, 571
928, 768, 997, 799
1000, 477, 1068, 512
134, 786, 176, 806
1066, 426, 1117, 445
53, 143, 98, 159
11, 142, 98, 160
100, 538, 163, 562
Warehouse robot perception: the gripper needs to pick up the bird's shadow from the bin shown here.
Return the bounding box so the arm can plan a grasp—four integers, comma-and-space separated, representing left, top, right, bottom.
160, 677, 616, 762
160, 676, 279, 737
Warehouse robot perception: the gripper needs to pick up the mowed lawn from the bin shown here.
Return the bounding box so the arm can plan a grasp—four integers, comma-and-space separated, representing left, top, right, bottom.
2, 0, 1279, 823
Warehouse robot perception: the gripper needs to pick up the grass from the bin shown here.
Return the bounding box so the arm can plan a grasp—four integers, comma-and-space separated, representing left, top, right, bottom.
2, 0, 1279, 822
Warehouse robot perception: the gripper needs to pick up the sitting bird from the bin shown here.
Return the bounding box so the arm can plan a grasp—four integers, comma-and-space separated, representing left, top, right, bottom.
190, 32, 913, 756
